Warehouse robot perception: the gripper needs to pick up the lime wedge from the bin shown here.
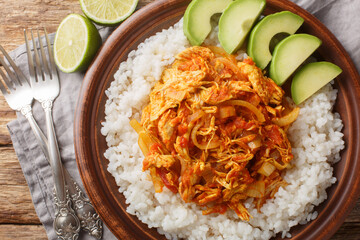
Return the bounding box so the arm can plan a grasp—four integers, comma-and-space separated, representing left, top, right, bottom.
79, 0, 138, 26
54, 14, 102, 73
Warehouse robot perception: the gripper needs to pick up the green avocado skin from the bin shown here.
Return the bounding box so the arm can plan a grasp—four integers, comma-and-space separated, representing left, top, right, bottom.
269, 33, 322, 86
218, 0, 266, 54
183, 0, 232, 46
247, 11, 304, 69
291, 62, 342, 105
183, 0, 197, 45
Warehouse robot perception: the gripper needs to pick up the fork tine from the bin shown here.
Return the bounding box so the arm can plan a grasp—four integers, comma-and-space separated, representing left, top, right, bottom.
0, 69, 11, 96
0, 45, 28, 86
0, 46, 20, 88
37, 29, 51, 79
0, 66, 14, 94
43, 28, 58, 81
0, 58, 15, 91
30, 29, 44, 82
24, 29, 37, 86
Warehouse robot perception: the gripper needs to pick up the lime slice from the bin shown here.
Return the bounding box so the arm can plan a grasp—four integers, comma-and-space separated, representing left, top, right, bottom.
54, 14, 102, 73
79, 0, 138, 26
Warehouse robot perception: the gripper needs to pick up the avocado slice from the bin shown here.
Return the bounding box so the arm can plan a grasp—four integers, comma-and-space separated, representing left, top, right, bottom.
247, 11, 304, 69
269, 34, 322, 86
218, 0, 266, 54
291, 62, 342, 105
183, 0, 233, 46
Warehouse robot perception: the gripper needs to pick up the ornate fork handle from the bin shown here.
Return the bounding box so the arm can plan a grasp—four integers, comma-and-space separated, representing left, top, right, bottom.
22, 28, 103, 239
21, 105, 103, 239
24, 108, 81, 240
68, 177, 103, 239
42, 100, 81, 240
53, 188, 80, 240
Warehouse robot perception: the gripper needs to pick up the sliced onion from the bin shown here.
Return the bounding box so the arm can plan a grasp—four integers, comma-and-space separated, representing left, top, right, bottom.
272, 107, 300, 127
245, 181, 265, 198
166, 88, 186, 101
218, 105, 236, 119
248, 136, 262, 150
138, 136, 149, 156
257, 162, 276, 177
216, 57, 243, 79
130, 118, 144, 134
191, 122, 220, 150
224, 100, 265, 122
150, 167, 163, 193
138, 131, 153, 156
187, 110, 205, 123
271, 159, 289, 170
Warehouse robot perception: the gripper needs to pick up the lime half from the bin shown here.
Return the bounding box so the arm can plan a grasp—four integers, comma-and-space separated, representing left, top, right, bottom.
79, 0, 138, 26
54, 14, 102, 73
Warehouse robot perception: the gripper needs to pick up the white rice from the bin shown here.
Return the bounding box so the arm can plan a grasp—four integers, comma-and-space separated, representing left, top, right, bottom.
101, 19, 345, 240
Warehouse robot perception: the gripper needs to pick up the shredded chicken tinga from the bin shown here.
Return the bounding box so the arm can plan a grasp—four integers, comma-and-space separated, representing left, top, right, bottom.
130, 46, 300, 220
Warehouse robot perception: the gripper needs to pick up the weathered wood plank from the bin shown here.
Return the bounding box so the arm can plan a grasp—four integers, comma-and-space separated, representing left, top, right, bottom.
0, 185, 40, 224
0, 124, 14, 146
0, 221, 356, 240
331, 222, 360, 240
0, 0, 82, 52
0, 0, 359, 239
0, 0, 153, 53
0, 224, 47, 240
346, 199, 360, 222
0, 147, 27, 186
0, 79, 17, 145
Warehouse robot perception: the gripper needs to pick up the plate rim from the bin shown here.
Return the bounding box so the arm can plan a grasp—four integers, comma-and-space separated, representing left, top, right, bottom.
74, 0, 360, 239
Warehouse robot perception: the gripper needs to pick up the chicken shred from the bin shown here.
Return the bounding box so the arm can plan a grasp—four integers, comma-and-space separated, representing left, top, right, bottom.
132, 46, 299, 221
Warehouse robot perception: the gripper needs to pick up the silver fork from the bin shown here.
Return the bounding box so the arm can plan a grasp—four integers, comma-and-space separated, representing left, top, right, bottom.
1, 33, 103, 239
25, 29, 103, 239
24, 29, 81, 239
0, 43, 80, 239
0, 45, 48, 152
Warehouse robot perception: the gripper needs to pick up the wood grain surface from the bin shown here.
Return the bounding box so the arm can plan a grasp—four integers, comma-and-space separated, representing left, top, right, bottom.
0, 0, 359, 239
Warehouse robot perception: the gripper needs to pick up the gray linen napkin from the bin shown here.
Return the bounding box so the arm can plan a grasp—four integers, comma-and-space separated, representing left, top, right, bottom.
6, 0, 360, 240
7, 26, 117, 240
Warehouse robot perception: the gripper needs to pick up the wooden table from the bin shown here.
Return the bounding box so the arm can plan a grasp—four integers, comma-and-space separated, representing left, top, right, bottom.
0, 0, 359, 239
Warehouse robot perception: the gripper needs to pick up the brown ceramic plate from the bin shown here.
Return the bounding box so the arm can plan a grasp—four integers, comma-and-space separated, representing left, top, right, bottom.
74, 0, 360, 239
